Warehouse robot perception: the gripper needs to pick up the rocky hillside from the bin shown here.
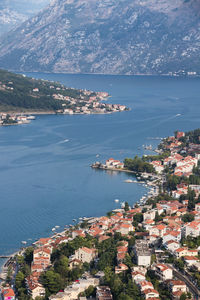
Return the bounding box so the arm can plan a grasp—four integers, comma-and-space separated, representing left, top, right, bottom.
0, 0, 200, 75
0, 0, 50, 35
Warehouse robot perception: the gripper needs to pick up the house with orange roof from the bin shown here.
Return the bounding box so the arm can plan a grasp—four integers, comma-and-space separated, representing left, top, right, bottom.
169, 280, 187, 294
89, 227, 104, 237
143, 210, 156, 222
33, 247, 51, 262
149, 224, 167, 237
1, 288, 15, 300
183, 256, 199, 267
72, 229, 86, 239
176, 131, 185, 139
131, 271, 146, 283
35, 237, 53, 247
53, 236, 69, 247
139, 280, 154, 291
174, 247, 197, 258
116, 223, 134, 235
31, 263, 47, 273
98, 235, 110, 243
176, 207, 187, 216
115, 263, 128, 274
165, 240, 180, 252
182, 220, 200, 237
26, 275, 45, 299
74, 247, 97, 263
117, 252, 126, 263
69, 258, 83, 270
150, 161, 164, 174
142, 288, 160, 299
163, 231, 181, 244
154, 264, 172, 280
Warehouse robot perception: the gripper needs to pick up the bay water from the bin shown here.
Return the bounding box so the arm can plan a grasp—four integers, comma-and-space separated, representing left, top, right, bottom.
0, 74, 200, 268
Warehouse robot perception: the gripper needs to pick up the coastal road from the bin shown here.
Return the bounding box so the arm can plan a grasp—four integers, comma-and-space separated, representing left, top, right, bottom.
168, 264, 200, 299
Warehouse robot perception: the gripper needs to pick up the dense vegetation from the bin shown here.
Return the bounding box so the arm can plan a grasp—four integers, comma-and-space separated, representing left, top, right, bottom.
124, 156, 155, 173
0, 69, 90, 112
185, 128, 200, 144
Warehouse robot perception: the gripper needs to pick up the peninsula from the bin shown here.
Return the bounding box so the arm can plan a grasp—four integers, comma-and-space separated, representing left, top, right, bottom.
0, 69, 128, 120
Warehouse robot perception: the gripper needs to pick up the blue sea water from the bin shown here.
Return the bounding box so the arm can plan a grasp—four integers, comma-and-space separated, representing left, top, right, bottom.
0, 74, 200, 268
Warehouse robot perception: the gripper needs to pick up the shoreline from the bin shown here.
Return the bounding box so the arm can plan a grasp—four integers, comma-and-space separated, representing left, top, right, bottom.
0, 110, 56, 115
0, 250, 21, 282
0, 164, 157, 277
14, 70, 200, 78
91, 164, 137, 174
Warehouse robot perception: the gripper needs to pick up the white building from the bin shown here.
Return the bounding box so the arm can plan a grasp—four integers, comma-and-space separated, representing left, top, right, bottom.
154, 264, 173, 281
74, 247, 97, 263
134, 240, 151, 267
182, 221, 200, 238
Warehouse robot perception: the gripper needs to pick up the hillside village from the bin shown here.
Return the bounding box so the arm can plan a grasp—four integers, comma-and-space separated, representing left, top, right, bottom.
1, 129, 200, 300
0, 70, 128, 115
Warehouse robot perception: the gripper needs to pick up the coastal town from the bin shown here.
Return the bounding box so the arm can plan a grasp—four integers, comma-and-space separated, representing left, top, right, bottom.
0, 113, 35, 126
1, 129, 200, 300
0, 73, 129, 117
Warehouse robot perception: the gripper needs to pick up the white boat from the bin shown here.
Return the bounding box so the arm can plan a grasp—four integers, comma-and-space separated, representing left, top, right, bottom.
21, 241, 27, 244
55, 225, 60, 228
124, 179, 133, 183
27, 115, 36, 120
52, 228, 56, 231
114, 199, 119, 203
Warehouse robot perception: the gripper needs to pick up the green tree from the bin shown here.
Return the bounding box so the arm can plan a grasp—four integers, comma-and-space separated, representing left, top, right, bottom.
180, 293, 187, 300
124, 201, 130, 212
133, 213, 143, 224
188, 189, 196, 211
104, 266, 113, 285
181, 213, 194, 223
54, 255, 69, 277
40, 270, 64, 296
118, 294, 133, 300
6, 266, 12, 284
174, 258, 184, 271
123, 254, 133, 268
15, 271, 25, 290
24, 247, 34, 265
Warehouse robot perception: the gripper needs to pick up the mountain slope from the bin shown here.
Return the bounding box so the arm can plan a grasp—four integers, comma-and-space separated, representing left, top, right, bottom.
0, 0, 50, 35
0, 0, 200, 75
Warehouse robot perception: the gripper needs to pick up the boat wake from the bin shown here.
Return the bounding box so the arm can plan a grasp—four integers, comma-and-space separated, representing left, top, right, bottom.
57, 139, 69, 144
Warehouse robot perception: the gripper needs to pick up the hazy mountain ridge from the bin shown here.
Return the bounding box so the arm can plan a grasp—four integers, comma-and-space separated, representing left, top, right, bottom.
0, 0, 50, 35
0, 0, 200, 75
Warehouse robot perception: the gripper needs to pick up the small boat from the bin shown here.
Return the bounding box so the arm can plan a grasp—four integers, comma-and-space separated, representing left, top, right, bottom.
124, 179, 133, 183
73, 219, 77, 222
52, 228, 56, 231
55, 225, 60, 228
96, 154, 100, 158
27, 115, 36, 120
21, 241, 27, 244
114, 199, 119, 203
176, 114, 181, 117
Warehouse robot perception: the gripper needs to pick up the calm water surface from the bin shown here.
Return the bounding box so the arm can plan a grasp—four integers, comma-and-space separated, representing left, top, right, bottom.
0, 74, 200, 264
